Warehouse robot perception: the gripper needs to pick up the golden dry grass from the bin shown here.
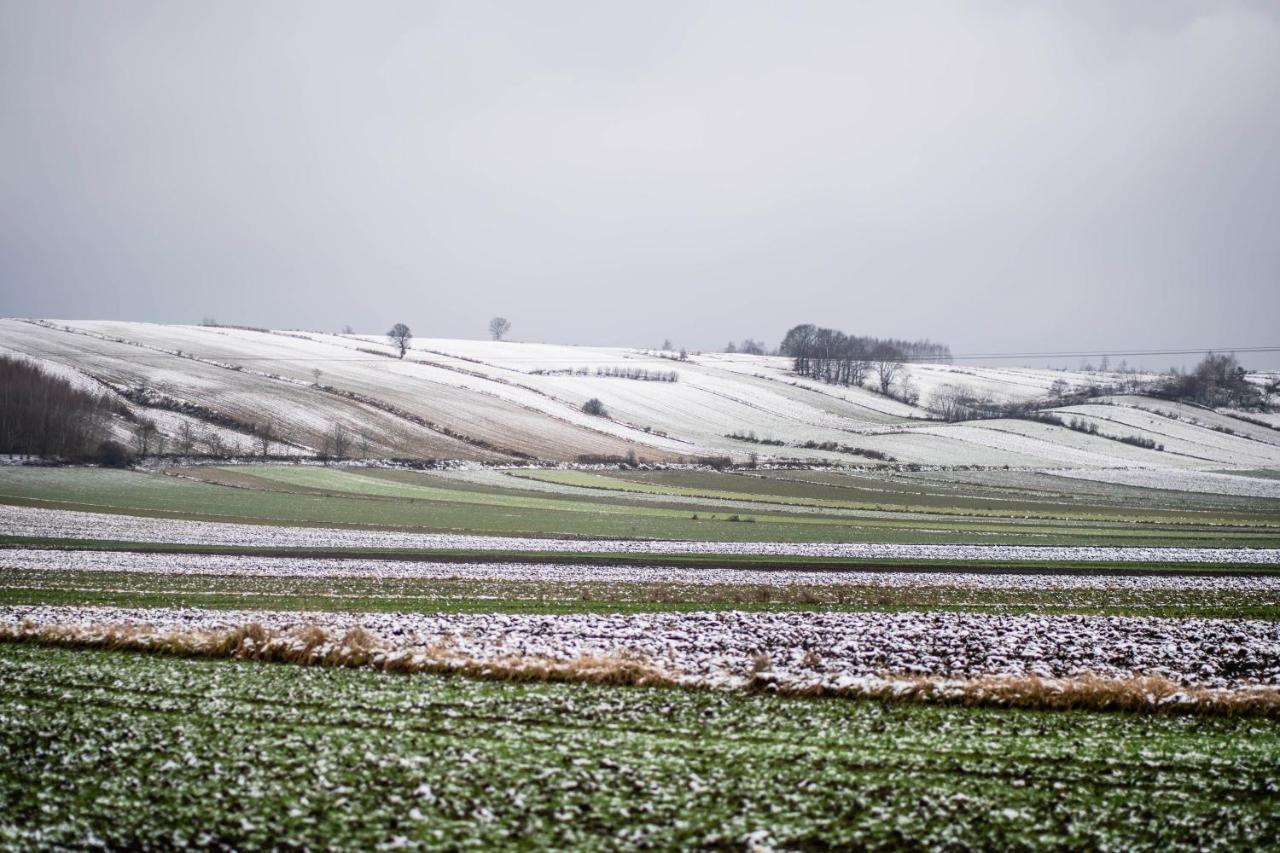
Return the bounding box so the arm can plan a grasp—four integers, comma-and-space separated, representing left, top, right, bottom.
4, 618, 1278, 717
754, 670, 1280, 717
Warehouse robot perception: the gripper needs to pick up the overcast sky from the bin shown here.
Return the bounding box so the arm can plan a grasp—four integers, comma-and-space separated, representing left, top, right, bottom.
2, 1, 1277, 365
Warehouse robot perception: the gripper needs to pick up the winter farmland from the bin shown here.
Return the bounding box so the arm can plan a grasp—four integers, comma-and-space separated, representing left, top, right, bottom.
2, 320, 1280, 849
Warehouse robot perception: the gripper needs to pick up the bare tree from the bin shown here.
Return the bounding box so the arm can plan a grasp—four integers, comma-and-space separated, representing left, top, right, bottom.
387, 323, 413, 359
175, 420, 196, 455
312, 368, 323, 385
488, 317, 511, 341
340, 324, 354, 335
331, 422, 349, 459
661, 339, 673, 351
1049, 378, 1069, 400
359, 431, 372, 460
1258, 378, 1280, 411
897, 375, 920, 406
256, 419, 274, 458
133, 419, 158, 457
872, 346, 902, 395
931, 384, 969, 422
202, 430, 225, 458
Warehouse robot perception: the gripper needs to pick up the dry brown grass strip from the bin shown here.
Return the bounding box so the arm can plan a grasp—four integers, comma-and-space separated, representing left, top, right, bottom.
0, 618, 682, 689
3, 618, 1278, 717
753, 671, 1280, 717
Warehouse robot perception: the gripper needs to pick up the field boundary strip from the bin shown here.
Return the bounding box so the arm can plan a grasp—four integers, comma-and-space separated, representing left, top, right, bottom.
3, 618, 1278, 718
6, 538, 1280, 575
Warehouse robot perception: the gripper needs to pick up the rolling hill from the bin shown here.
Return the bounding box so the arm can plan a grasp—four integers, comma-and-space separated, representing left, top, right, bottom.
2, 318, 1279, 495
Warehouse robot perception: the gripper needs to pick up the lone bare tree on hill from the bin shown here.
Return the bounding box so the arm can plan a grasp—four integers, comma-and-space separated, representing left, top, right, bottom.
387, 323, 412, 358
489, 317, 511, 341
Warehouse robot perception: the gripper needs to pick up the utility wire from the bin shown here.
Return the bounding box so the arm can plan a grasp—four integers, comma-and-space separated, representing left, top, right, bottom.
904, 346, 1280, 363
9, 322, 1278, 364
10, 347, 1277, 364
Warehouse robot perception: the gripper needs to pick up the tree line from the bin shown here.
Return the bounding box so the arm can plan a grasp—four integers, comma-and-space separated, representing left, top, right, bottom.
0, 356, 127, 461
1153, 352, 1272, 410
779, 324, 951, 393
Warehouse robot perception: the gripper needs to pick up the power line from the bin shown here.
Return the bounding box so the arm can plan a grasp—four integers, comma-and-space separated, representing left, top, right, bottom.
24, 348, 1278, 364
906, 346, 1280, 363
9, 322, 1279, 364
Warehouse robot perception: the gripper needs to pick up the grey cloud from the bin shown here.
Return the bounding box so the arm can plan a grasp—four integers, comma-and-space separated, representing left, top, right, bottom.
1, 0, 1277, 367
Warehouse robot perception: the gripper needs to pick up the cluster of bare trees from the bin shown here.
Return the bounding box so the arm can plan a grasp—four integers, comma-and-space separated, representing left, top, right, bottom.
931, 383, 1114, 423
926, 384, 1048, 422
530, 365, 679, 382
779, 324, 950, 395
594, 366, 678, 382
0, 356, 122, 460
724, 339, 766, 355
1156, 352, 1269, 409
315, 421, 373, 460
168, 420, 247, 458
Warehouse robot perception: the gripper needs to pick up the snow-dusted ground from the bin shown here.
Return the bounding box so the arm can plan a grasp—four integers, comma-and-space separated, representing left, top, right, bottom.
8, 547, 1280, 592
1223, 409, 1280, 429
904, 422, 1144, 468
5, 605, 1277, 690
1106, 397, 1280, 446
1048, 467, 1280, 498
3, 505, 1278, 563
1049, 404, 1280, 467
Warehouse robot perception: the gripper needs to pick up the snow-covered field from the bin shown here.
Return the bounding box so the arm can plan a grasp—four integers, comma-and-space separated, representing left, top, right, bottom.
1050, 467, 1280, 498
9, 547, 1280, 593
4, 505, 1278, 563
1049, 404, 1280, 467
4, 318, 1276, 473
5, 605, 1277, 691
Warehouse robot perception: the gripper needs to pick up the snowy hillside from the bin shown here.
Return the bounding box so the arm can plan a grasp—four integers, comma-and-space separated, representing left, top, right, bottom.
2, 319, 1278, 489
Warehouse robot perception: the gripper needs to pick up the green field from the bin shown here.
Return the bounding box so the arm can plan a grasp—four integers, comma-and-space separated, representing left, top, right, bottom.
4, 463, 1279, 848
3, 567, 1278, 619
512, 467, 1280, 523
2, 465, 1278, 547
2, 644, 1276, 850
